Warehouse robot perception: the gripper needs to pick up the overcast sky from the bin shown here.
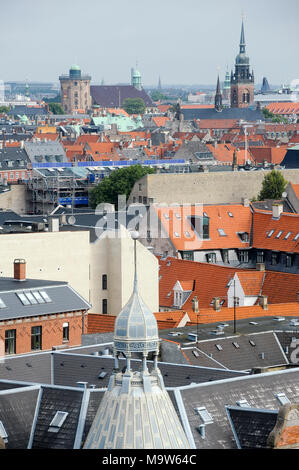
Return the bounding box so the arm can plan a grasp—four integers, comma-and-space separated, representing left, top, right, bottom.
1, 0, 298, 86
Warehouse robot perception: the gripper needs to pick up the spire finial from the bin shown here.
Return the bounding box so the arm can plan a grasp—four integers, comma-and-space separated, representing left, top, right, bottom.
131, 231, 139, 291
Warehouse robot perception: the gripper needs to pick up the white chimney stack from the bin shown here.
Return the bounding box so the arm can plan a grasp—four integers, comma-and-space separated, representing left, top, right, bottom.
272, 203, 283, 219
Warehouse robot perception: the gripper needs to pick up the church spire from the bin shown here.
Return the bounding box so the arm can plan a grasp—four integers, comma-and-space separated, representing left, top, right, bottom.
215, 73, 222, 112
240, 19, 246, 53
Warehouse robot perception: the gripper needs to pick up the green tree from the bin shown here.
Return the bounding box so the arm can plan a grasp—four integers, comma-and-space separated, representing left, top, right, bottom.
150, 90, 168, 102
0, 106, 10, 113
262, 107, 287, 123
122, 98, 146, 115
258, 170, 288, 200
48, 103, 64, 115
89, 165, 155, 209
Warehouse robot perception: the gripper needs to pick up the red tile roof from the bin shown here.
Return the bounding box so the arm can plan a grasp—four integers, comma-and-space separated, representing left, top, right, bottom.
181, 104, 214, 109
236, 271, 265, 296
249, 146, 288, 164
266, 102, 299, 115
152, 116, 170, 127
252, 211, 299, 254
206, 143, 251, 164
290, 183, 299, 200
154, 204, 252, 251
196, 119, 239, 130
87, 314, 116, 333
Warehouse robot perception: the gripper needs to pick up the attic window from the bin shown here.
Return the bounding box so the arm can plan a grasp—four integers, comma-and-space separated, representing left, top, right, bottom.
236, 399, 250, 408
192, 350, 200, 358
267, 230, 274, 238
249, 340, 256, 346
275, 393, 290, 405
195, 407, 213, 424
98, 372, 107, 379
218, 229, 226, 236
48, 411, 69, 433
294, 232, 299, 241
0, 297, 6, 309
215, 344, 223, 351
232, 342, 240, 349
284, 232, 291, 240
185, 231, 191, 238
275, 230, 283, 239
174, 232, 180, 237
228, 212, 233, 217
0, 421, 8, 443
166, 291, 172, 297
203, 212, 208, 217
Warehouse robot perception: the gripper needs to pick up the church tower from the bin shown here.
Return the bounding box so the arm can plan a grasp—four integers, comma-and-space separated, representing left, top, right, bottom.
214, 74, 223, 112
230, 19, 254, 108
131, 64, 142, 91
83, 233, 191, 450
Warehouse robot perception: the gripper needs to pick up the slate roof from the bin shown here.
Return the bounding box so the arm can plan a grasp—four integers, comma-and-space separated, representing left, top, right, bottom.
0, 352, 52, 383
0, 386, 40, 449
52, 351, 245, 389
226, 406, 278, 448
24, 141, 67, 164
182, 332, 288, 371
0, 147, 30, 170
182, 107, 264, 121
8, 106, 48, 117
90, 85, 153, 108
0, 281, 90, 321
31, 386, 83, 449
177, 367, 299, 449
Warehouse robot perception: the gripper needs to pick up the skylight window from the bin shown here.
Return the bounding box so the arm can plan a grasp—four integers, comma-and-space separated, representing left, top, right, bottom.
16, 292, 31, 305
275, 230, 283, 239
174, 232, 180, 237
267, 230, 274, 238
192, 350, 200, 358
32, 291, 45, 304
164, 214, 170, 219
0, 421, 8, 443
185, 231, 191, 238
203, 212, 208, 217
218, 228, 227, 236
175, 213, 181, 219
236, 399, 250, 408
228, 212, 233, 217
284, 232, 291, 240
0, 297, 6, 309
48, 411, 68, 433
294, 233, 299, 241
232, 342, 240, 349
39, 291, 52, 303
275, 393, 290, 405
215, 344, 223, 351
24, 292, 38, 305
195, 407, 213, 424
249, 340, 256, 346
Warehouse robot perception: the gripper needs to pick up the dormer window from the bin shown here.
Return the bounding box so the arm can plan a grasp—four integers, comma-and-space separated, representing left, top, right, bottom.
238, 232, 249, 242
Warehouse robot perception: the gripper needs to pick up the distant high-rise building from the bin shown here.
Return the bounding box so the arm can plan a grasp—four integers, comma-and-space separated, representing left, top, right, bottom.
59, 65, 91, 114
158, 76, 162, 90
230, 19, 254, 108
261, 77, 271, 93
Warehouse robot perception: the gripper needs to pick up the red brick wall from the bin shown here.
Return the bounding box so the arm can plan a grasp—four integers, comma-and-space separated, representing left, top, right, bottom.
231, 84, 254, 108
0, 311, 86, 355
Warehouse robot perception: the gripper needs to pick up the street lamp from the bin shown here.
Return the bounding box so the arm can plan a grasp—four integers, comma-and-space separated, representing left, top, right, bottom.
233, 279, 239, 334
241, 123, 253, 165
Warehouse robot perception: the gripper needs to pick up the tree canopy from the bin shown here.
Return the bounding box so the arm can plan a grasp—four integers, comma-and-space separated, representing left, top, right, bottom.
89, 165, 155, 209
262, 107, 288, 123
48, 103, 64, 115
258, 170, 288, 200
122, 98, 146, 115
150, 90, 168, 102
0, 106, 9, 114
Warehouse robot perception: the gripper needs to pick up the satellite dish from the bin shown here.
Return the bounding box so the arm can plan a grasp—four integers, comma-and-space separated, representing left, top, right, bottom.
68, 215, 76, 225
282, 192, 287, 198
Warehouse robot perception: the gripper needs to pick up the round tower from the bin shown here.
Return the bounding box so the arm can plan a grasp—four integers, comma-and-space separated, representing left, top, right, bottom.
59, 64, 91, 114
132, 64, 142, 91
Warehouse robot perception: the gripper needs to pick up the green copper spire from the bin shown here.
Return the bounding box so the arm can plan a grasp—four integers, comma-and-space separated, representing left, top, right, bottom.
240, 19, 246, 53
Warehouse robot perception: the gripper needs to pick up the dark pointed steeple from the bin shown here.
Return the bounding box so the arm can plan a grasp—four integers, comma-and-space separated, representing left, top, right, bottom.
215, 74, 222, 112
240, 19, 246, 54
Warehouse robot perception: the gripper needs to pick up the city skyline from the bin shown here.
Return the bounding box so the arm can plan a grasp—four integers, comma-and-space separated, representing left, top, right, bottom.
1, 0, 298, 86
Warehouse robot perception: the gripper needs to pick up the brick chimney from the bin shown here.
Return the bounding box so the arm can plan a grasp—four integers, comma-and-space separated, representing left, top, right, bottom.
259, 295, 268, 310
14, 259, 26, 281
272, 203, 283, 220
192, 296, 199, 313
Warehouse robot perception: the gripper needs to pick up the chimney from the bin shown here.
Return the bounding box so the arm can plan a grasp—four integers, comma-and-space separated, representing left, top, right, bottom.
48, 217, 59, 232
14, 259, 26, 281
259, 295, 268, 310
242, 197, 249, 207
272, 203, 283, 219
256, 262, 265, 271
192, 296, 199, 313
213, 297, 221, 311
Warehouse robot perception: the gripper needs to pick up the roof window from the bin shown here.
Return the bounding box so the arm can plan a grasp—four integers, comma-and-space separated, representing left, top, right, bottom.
164, 214, 170, 219
48, 411, 69, 433
232, 342, 240, 349
218, 228, 227, 236
195, 407, 213, 424
249, 340, 256, 346
284, 232, 291, 240
275, 393, 290, 405
215, 344, 223, 351
236, 399, 250, 408
275, 230, 283, 239
294, 232, 299, 241
0, 297, 6, 309
185, 231, 191, 238
174, 232, 180, 237
228, 212, 233, 217
175, 213, 181, 219
267, 229, 274, 238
